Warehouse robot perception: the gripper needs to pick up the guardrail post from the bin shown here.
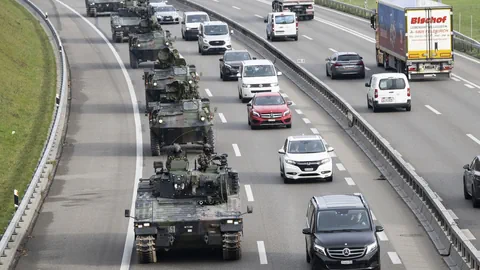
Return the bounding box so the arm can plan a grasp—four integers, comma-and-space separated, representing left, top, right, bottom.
13, 190, 18, 210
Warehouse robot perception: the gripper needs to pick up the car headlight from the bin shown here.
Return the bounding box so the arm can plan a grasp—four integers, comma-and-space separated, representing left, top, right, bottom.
137, 44, 140, 47
115, 25, 121, 28
143, 223, 150, 227
89, 2, 95, 5
252, 110, 260, 117
365, 241, 378, 255
285, 158, 296, 165
283, 109, 290, 116
270, 83, 278, 87
200, 116, 205, 121
186, 27, 191, 30
153, 82, 157, 86
313, 243, 326, 255
242, 84, 250, 88
319, 158, 331, 165
158, 119, 163, 124
226, 219, 242, 225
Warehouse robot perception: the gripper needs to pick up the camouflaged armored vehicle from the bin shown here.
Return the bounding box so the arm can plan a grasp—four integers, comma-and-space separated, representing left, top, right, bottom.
110, 8, 143, 43
85, 0, 124, 17
124, 155, 252, 264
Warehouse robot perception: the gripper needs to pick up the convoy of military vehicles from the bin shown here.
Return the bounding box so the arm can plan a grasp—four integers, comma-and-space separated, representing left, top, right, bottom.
94, 0, 252, 264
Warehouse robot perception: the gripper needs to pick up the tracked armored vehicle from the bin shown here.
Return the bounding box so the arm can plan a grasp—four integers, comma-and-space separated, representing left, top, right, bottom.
110, 8, 143, 43
124, 154, 252, 264
85, 0, 124, 17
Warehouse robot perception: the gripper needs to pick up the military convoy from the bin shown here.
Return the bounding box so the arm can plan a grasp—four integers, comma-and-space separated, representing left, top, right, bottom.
85, 0, 124, 17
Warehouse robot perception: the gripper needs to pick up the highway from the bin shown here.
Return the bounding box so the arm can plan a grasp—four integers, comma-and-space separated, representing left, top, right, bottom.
15, 0, 447, 269
178, 0, 480, 250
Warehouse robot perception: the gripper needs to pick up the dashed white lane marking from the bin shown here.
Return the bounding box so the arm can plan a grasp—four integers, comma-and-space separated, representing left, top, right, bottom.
329, 48, 337, 52
370, 210, 377, 220
310, 128, 319, 134
388, 252, 402, 264
453, 74, 480, 89
302, 118, 311, 124
254, 14, 263, 18
302, 35, 313, 40
344, 177, 355, 186
281, 92, 288, 98
218, 113, 227, 123
365, 67, 371, 70
244, 185, 254, 201
377, 231, 389, 241
336, 163, 346, 171
257, 241, 268, 264
295, 109, 303, 114
461, 229, 477, 240
425, 105, 441, 115
451, 77, 461, 82
448, 209, 459, 220
232, 144, 241, 156
329, 151, 337, 158
467, 134, 480, 145
205, 88, 213, 97
465, 84, 475, 89
232, 5, 241, 9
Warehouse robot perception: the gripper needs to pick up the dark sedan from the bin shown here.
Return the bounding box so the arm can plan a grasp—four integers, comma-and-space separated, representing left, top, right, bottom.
219, 50, 255, 81
463, 155, 480, 207
325, 51, 365, 79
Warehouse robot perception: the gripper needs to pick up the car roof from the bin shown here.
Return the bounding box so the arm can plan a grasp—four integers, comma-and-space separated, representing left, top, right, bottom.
225, 49, 249, 54
287, 135, 324, 141
242, 59, 272, 66
372, 73, 407, 79
336, 51, 359, 56
269, 11, 296, 16
313, 195, 366, 210
202, 21, 227, 26
184, 11, 208, 16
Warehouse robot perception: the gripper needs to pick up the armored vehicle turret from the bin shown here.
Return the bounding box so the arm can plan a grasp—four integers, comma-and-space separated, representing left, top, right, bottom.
124, 154, 251, 264
110, 8, 143, 43
85, 0, 125, 17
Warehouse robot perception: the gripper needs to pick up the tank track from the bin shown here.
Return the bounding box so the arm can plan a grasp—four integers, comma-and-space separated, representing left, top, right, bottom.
229, 172, 240, 195
207, 128, 216, 153
150, 130, 161, 156
222, 232, 242, 260
136, 235, 157, 264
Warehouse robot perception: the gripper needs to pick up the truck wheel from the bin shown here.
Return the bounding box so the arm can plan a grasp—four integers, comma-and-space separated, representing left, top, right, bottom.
150, 131, 161, 156
130, 52, 139, 69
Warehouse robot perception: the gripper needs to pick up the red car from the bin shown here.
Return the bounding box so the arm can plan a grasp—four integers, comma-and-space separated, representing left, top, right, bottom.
247, 92, 292, 129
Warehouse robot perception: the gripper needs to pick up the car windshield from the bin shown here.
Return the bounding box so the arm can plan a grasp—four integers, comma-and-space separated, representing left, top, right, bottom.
316, 209, 371, 232
224, 52, 251, 61
187, 14, 208, 23
254, 95, 285, 105
275, 15, 295, 24
204, 25, 228, 35
183, 101, 199, 111
155, 6, 175, 12
243, 65, 275, 77
379, 78, 406, 90
287, 140, 325, 154
338, 54, 361, 61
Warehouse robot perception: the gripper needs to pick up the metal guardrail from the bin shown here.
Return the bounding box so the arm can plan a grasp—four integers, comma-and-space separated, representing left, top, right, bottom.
0, 0, 68, 265
176, 0, 480, 269
315, 0, 480, 58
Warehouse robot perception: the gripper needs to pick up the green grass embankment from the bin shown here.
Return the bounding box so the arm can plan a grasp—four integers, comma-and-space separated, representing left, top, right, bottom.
0, 0, 56, 233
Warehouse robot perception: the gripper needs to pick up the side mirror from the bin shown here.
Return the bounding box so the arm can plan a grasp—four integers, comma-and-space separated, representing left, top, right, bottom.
325, 58, 329, 61
230, 29, 234, 34
252, 57, 257, 60
236, 73, 241, 78
219, 58, 223, 62
124, 209, 130, 218
264, 18, 268, 23
365, 82, 370, 87
246, 103, 252, 107
277, 71, 282, 76
464, 164, 470, 170
278, 148, 285, 154
327, 147, 334, 152
214, 107, 218, 112
360, 56, 363, 59
181, 21, 185, 24
302, 228, 311, 235
247, 205, 253, 213
287, 101, 293, 106
375, 225, 384, 232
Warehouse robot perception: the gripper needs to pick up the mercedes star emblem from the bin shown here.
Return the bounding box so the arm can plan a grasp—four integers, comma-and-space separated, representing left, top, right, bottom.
259, 84, 263, 87
342, 248, 351, 256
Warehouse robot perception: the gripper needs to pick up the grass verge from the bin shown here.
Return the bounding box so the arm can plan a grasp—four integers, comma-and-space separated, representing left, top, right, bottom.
0, 0, 56, 233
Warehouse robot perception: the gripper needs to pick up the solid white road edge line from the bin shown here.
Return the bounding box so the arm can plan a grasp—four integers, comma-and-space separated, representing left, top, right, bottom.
388, 252, 402, 264
244, 184, 254, 202
336, 163, 346, 171
257, 241, 268, 264
425, 105, 441, 115
302, 34, 313, 40
218, 113, 227, 123
467, 134, 480, 145
205, 88, 213, 97
302, 118, 311, 124
295, 109, 303, 114
232, 143, 242, 156
344, 177, 355, 186
310, 128, 319, 134
447, 209, 459, 220
329, 48, 337, 52
54, 1, 143, 269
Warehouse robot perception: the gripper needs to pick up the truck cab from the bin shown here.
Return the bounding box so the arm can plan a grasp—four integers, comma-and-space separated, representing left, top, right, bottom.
271, 0, 314, 20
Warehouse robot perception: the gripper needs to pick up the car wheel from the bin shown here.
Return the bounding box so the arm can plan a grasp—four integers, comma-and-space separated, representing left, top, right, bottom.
473, 185, 480, 208
360, 71, 365, 79
325, 174, 333, 182
198, 45, 201, 53
406, 104, 411, 111
220, 70, 223, 79
464, 177, 472, 199
286, 123, 292, 128
372, 102, 378, 113
330, 69, 336, 80
294, 35, 298, 41
367, 97, 372, 109
326, 65, 329, 77
306, 244, 311, 263
250, 124, 257, 130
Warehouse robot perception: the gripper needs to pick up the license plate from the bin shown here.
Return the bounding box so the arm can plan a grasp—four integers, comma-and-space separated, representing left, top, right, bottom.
268, 119, 276, 122
341, 260, 353, 265
304, 168, 314, 171
345, 65, 355, 69
381, 97, 394, 102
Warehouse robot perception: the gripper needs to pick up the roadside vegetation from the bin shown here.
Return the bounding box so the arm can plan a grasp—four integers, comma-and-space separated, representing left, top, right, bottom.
330, 0, 480, 41
0, 0, 56, 233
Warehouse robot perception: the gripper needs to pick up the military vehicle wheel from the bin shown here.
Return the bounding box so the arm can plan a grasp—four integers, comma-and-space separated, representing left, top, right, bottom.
223, 247, 241, 260
91, 8, 97, 17
230, 172, 240, 194
207, 128, 216, 152
130, 52, 139, 69
150, 131, 161, 156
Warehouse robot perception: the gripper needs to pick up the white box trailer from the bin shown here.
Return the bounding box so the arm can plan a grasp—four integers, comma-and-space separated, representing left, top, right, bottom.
271, 0, 314, 20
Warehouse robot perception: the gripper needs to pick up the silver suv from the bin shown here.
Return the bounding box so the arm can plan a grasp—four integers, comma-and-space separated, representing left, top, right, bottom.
197, 21, 233, 55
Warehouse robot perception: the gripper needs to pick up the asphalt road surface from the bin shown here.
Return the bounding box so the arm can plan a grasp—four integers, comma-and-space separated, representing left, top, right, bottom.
15, 0, 448, 269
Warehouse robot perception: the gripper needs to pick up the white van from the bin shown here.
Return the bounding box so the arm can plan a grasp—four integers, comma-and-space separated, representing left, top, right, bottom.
197, 21, 233, 55
264, 12, 298, 41
181, 11, 210, 40
237, 59, 282, 103
365, 73, 411, 112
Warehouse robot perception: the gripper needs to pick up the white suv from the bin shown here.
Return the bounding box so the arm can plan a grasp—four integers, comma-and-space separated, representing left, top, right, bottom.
237, 59, 282, 103
278, 135, 334, 183
198, 21, 233, 55
365, 73, 411, 112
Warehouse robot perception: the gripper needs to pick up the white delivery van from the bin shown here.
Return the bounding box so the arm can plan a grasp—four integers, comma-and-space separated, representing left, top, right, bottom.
365, 73, 411, 112
264, 12, 298, 41
181, 11, 210, 40
237, 59, 282, 103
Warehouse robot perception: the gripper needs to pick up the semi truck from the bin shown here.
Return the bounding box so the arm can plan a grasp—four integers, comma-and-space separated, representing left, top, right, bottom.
370, 0, 454, 80
271, 0, 314, 20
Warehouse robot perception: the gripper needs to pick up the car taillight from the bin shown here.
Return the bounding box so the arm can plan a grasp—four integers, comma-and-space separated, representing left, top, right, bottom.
357, 61, 364, 66
333, 63, 342, 67
296, 20, 298, 28
374, 89, 378, 98
284, 6, 289, 10
407, 88, 410, 97
408, 66, 416, 71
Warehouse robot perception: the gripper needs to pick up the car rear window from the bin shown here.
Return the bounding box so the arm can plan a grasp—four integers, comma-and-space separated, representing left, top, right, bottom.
337, 54, 361, 61
378, 78, 406, 90
275, 15, 295, 24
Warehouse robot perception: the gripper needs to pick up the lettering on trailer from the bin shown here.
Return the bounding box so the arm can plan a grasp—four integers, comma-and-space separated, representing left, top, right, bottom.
411, 16, 447, 24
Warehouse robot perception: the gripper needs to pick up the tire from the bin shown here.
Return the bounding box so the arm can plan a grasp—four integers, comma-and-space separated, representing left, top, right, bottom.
325, 174, 333, 182
229, 172, 240, 195
182, 30, 185, 40
406, 104, 411, 111
294, 35, 298, 41
473, 185, 480, 208
372, 102, 378, 113
91, 8, 97, 17
330, 69, 336, 80
223, 247, 241, 260
150, 130, 161, 156
250, 124, 257, 130
241, 98, 249, 103
198, 45, 201, 53
220, 70, 223, 79
306, 243, 311, 263
359, 72, 365, 79
326, 65, 329, 77
286, 123, 292, 128
206, 128, 216, 153
464, 178, 472, 199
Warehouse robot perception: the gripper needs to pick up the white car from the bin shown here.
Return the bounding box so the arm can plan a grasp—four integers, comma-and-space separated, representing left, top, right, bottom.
148, 0, 168, 8
237, 59, 282, 103
153, 4, 180, 24
365, 73, 411, 112
181, 11, 210, 40
264, 11, 298, 41
198, 21, 233, 55
278, 135, 334, 183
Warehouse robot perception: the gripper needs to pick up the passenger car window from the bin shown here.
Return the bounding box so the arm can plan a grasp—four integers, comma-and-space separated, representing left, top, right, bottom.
317, 209, 371, 232
470, 157, 477, 170
379, 78, 406, 90
306, 200, 314, 226
283, 139, 288, 150
275, 15, 295, 24
287, 140, 325, 154
338, 54, 361, 61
